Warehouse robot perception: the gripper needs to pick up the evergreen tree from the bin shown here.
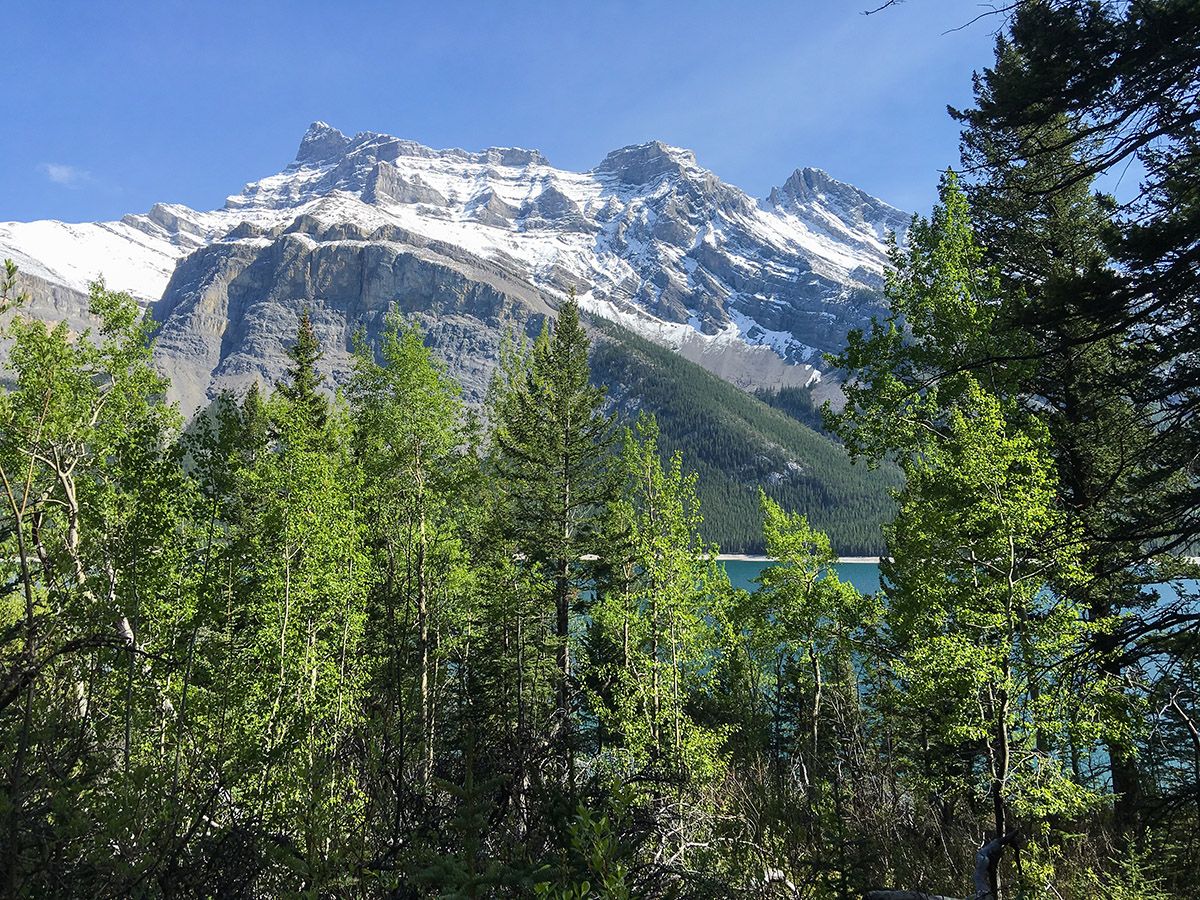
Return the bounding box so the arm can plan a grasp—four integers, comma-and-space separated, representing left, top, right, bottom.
852, 3, 1200, 884
276, 310, 327, 432
948, 0, 1200, 570
957, 49, 1196, 845
492, 292, 615, 781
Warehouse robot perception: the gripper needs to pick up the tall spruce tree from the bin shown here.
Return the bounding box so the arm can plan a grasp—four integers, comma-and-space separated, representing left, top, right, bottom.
277, 310, 328, 432
948, 0, 1200, 562
959, 108, 1177, 840
492, 291, 615, 782
945, 3, 1200, 854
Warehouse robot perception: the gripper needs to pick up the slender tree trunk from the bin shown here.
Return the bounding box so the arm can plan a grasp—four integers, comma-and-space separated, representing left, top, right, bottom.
622, 571, 631, 672
515, 590, 527, 833
670, 617, 681, 755
417, 502, 432, 789
1, 472, 36, 894
773, 657, 784, 783
173, 500, 217, 794
1168, 694, 1200, 833
990, 682, 1011, 900
1105, 673, 1143, 837
809, 642, 823, 770
556, 434, 575, 788
651, 592, 661, 753
556, 552, 572, 784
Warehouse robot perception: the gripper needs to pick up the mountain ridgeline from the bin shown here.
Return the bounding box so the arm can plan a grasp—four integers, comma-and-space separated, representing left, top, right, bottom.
0, 123, 909, 405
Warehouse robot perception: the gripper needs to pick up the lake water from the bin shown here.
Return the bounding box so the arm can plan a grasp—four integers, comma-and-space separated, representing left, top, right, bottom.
719, 559, 1198, 603
720, 559, 882, 594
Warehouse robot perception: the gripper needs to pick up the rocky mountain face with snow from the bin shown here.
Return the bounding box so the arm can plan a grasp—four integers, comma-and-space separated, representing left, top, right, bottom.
0, 122, 908, 413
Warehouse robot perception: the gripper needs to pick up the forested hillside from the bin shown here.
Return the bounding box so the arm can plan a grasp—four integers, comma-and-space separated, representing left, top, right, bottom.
591, 322, 897, 555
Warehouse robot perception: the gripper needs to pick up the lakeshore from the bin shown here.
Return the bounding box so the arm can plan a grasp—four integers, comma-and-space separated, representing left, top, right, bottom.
717, 553, 883, 564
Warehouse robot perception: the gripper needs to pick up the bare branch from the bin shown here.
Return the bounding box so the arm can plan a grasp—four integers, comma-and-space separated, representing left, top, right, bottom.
862, 0, 905, 15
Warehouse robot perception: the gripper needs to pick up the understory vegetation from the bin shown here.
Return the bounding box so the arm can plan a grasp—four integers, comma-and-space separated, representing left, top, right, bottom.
1, 1, 1198, 897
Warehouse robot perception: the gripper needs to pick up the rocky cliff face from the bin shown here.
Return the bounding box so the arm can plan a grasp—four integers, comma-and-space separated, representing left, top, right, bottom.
0, 122, 909, 413
151, 218, 559, 412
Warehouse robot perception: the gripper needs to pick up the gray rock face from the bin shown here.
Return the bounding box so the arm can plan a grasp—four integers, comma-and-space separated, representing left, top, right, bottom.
151, 217, 559, 413
469, 190, 520, 227
295, 120, 353, 165
767, 166, 912, 289
519, 185, 591, 233
595, 141, 698, 185
366, 163, 449, 206
11, 272, 97, 335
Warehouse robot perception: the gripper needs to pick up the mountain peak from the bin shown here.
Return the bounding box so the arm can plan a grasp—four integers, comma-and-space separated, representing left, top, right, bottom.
594, 141, 698, 185
772, 167, 858, 204
295, 121, 351, 166
478, 146, 550, 167
768, 166, 909, 238
1, 120, 908, 422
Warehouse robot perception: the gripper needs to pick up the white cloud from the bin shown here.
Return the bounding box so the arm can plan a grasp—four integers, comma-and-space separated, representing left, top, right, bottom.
38, 162, 93, 189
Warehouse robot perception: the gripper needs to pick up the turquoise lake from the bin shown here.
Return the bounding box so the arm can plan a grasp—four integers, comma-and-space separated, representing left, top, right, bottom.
719, 559, 1197, 602
720, 559, 882, 594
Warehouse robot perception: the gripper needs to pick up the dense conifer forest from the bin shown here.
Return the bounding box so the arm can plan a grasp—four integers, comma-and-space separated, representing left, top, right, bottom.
1, 2, 1198, 897
589, 323, 898, 556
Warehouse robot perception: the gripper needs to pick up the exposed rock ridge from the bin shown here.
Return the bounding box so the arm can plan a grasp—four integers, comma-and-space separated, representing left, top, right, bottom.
0, 121, 909, 413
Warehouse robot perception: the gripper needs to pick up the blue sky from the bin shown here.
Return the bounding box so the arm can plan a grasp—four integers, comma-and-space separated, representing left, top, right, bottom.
4, 1, 999, 223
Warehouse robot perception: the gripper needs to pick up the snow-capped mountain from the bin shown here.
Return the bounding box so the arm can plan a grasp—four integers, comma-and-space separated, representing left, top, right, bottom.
0, 122, 908, 412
